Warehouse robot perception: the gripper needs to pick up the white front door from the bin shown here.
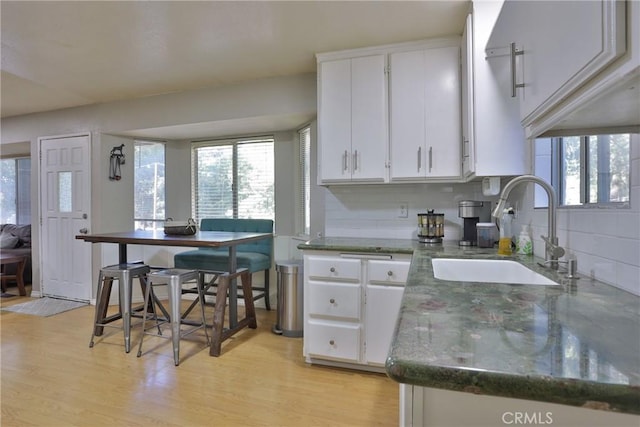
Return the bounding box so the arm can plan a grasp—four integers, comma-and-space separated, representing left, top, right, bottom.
39, 135, 92, 301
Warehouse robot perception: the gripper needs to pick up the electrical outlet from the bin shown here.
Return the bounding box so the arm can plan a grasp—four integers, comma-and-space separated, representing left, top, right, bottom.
398, 203, 408, 218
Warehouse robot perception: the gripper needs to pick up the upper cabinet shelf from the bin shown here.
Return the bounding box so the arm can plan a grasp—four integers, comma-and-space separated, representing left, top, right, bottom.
487, 0, 627, 135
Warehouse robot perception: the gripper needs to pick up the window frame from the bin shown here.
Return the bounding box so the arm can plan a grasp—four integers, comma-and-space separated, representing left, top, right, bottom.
535, 133, 631, 209
298, 125, 311, 237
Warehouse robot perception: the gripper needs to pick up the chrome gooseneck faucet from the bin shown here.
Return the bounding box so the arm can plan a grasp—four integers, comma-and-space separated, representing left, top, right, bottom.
491, 175, 565, 265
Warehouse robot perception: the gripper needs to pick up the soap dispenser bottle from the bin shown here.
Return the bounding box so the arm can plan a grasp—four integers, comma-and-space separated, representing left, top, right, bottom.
516, 225, 533, 255
497, 208, 513, 255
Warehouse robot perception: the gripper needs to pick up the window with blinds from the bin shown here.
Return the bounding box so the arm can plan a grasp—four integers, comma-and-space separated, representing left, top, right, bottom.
134, 141, 166, 230
299, 126, 311, 236
0, 157, 31, 224
192, 137, 274, 223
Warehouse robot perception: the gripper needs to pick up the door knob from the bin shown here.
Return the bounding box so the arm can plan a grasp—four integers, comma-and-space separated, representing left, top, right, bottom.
79, 228, 88, 234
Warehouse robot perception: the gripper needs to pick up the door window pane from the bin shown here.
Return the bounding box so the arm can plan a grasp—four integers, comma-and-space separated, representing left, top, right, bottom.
58, 171, 72, 212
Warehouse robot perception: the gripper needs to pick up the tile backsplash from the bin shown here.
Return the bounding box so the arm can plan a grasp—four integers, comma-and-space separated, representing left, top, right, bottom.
324, 182, 496, 241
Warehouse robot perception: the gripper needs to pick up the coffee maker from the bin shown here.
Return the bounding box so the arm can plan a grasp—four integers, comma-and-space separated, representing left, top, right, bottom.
458, 200, 491, 246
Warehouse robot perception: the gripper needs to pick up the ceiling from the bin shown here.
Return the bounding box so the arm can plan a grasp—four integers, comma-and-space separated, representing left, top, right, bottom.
1, 0, 469, 139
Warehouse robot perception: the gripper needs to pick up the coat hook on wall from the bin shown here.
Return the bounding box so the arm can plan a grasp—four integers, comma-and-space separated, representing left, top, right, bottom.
109, 144, 125, 181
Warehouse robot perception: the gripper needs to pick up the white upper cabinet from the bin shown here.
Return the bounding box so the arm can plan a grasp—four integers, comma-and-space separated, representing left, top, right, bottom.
317, 38, 462, 185
389, 45, 462, 181
461, 2, 526, 178
317, 55, 387, 184
487, 0, 626, 130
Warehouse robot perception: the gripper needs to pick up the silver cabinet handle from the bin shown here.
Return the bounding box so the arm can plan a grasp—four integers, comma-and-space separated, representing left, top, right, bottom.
417, 147, 422, 171
343, 150, 348, 172
79, 228, 88, 234
330, 267, 336, 273
510, 42, 524, 97
329, 340, 335, 345
353, 150, 358, 171
428, 146, 433, 173
330, 298, 336, 304
387, 270, 393, 277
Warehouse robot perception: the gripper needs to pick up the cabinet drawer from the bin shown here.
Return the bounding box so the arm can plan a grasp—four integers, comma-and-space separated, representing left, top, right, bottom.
368, 259, 410, 285
307, 320, 360, 362
307, 256, 361, 282
308, 281, 361, 320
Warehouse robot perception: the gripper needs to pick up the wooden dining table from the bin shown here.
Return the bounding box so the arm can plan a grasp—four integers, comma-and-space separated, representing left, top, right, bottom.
76, 229, 273, 356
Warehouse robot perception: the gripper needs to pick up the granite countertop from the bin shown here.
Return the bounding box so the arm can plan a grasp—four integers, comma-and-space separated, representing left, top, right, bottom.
298, 237, 640, 415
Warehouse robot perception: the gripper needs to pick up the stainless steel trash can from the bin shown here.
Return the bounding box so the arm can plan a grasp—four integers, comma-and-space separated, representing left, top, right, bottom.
272, 260, 303, 337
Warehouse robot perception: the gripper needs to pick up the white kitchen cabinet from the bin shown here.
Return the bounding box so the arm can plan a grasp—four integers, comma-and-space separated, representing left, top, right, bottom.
487, 0, 626, 129
305, 254, 362, 364
317, 54, 387, 184
461, 3, 526, 178
303, 251, 411, 371
389, 46, 462, 181
365, 259, 411, 365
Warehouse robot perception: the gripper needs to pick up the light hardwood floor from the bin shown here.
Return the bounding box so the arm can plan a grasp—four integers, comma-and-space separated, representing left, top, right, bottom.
1, 287, 399, 427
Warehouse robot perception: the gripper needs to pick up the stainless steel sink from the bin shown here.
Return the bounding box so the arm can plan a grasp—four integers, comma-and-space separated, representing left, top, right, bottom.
431, 258, 558, 286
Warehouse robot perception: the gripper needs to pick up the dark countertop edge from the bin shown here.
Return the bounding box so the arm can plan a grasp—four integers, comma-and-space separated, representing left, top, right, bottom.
386, 358, 640, 415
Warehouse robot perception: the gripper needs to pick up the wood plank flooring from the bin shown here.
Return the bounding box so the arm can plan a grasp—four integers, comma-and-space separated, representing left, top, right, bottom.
1, 288, 399, 427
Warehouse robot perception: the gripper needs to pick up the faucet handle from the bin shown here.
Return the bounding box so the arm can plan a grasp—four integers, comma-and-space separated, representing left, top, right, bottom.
541, 235, 566, 259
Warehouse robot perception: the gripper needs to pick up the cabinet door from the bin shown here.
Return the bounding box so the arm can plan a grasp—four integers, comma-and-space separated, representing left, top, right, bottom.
471, 1, 526, 177
365, 284, 404, 365
488, 0, 625, 127
390, 50, 426, 180
423, 46, 461, 178
461, 13, 475, 178
390, 47, 462, 181
351, 55, 388, 182
318, 59, 352, 181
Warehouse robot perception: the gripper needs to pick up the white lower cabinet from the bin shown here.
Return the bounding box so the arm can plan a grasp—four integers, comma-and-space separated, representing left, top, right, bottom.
303, 251, 411, 371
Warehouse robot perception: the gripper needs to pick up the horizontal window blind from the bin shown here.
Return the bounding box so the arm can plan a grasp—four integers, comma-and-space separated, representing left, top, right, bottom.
192, 137, 274, 223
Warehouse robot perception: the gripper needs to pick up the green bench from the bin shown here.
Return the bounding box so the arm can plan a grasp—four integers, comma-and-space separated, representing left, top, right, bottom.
174, 218, 274, 310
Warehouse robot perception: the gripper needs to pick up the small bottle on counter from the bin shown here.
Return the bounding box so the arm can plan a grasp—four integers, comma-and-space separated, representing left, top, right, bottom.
516, 225, 533, 255
497, 208, 513, 255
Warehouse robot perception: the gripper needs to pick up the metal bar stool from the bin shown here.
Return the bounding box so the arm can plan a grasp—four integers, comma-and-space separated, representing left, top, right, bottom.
137, 268, 209, 366
89, 263, 152, 353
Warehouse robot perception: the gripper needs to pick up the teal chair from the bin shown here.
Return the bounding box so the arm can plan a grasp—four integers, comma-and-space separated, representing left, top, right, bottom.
174, 218, 274, 310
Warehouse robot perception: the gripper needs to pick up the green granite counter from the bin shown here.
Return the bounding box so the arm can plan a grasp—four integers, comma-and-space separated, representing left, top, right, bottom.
298, 237, 640, 415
